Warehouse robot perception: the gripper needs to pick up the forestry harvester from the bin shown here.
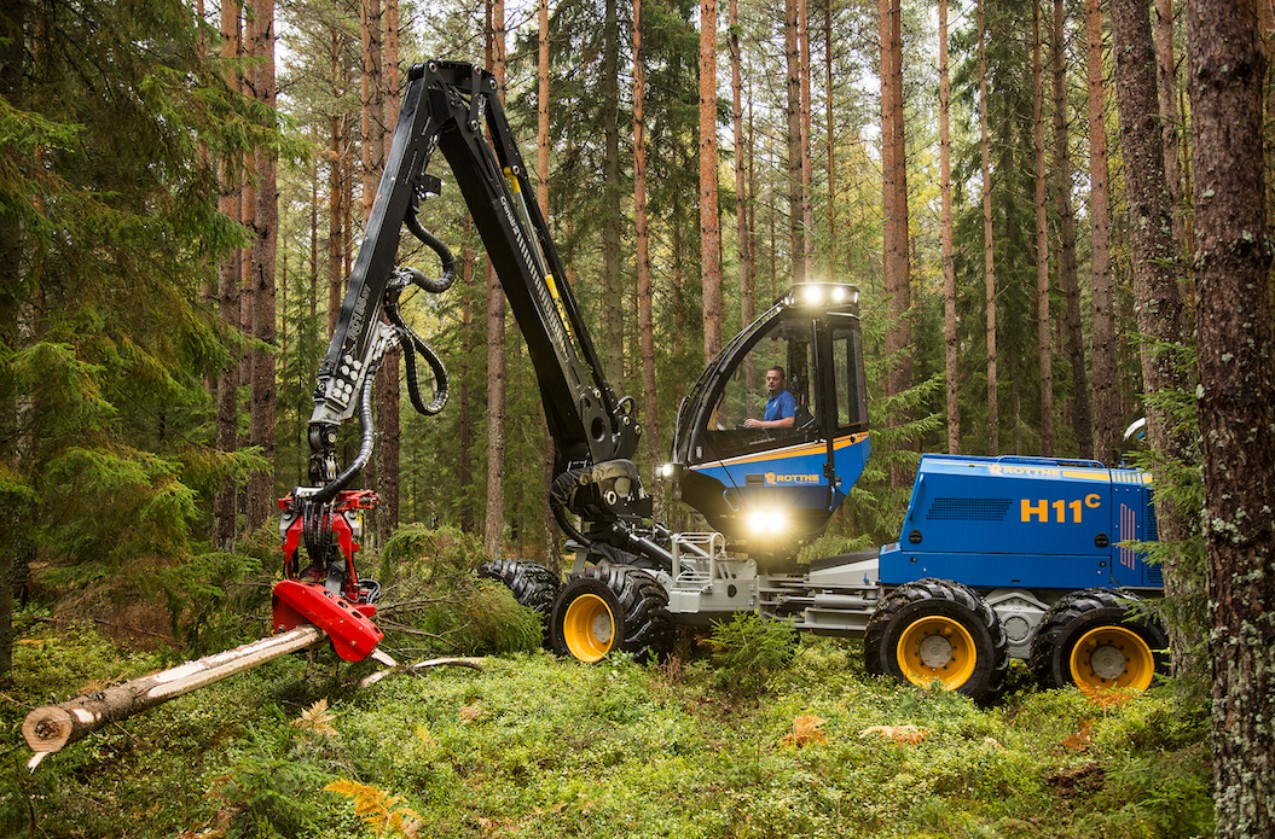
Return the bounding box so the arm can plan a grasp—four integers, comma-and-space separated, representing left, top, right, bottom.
24, 60, 1167, 765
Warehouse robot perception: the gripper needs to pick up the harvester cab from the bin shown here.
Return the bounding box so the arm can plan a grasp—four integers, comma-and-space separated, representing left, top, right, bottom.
669, 282, 870, 558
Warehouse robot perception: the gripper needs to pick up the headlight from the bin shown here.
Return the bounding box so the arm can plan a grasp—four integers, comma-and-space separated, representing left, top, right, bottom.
745, 507, 789, 536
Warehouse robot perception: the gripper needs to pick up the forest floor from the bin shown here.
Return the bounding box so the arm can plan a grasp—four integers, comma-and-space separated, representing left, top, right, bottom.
0, 605, 1213, 839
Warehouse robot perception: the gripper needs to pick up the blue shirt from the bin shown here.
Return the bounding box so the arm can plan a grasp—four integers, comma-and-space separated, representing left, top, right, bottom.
764, 389, 797, 422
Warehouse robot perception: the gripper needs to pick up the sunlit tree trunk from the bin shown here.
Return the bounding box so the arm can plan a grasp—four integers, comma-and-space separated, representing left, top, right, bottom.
824, 0, 836, 274
1033, 0, 1054, 456
1154, 0, 1186, 257
798, 0, 813, 277
1187, 4, 1275, 834
636, 0, 659, 478
603, 0, 623, 380
378, 0, 401, 537
978, 0, 998, 455
882, 0, 911, 485
939, 0, 959, 454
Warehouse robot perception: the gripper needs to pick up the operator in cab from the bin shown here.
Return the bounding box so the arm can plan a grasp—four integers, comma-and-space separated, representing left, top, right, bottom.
744, 366, 796, 430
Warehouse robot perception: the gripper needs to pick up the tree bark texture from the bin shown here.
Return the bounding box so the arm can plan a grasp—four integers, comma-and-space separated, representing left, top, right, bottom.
939, 0, 959, 454
784, 0, 804, 283
247, 0, 278, 532
603, 0, 624, 382
24, 626, 325, 759
1033, 0, 1054, 456
1052, 0, 1091, 458
978, 0, 999, 456
539, 0, 558, 565
377, 0, 401, 540
1186, 2, 1275, 835
1155, 0, 1187, 258
700, 0, 723, 363
881, 0, 911, 486
636, 0, 660, 475
214, 0, 243, 551
1085, 0, 1119, 466
1110, 0, 1194, 657
798, 0, 813, 278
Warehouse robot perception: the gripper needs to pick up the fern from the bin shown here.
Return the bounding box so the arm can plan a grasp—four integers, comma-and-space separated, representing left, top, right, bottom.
325, 779, 422, 838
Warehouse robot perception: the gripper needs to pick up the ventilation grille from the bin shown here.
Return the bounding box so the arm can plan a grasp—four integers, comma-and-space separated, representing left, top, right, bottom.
925, 498, 1011, 521
1145, 505, 1159, 541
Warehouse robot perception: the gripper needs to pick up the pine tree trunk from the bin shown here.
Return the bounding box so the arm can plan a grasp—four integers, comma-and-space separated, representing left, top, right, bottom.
784, 0, 804, 282
824, 0, 836, 273
882, 0, 912, 485
327, 29, 345, 334
484, 0, 508, 559
214, 0, 242, 550
938, 0, 959, 454
1052, 0, 1090, 457
700, 0, 722, 362
602, 0, 623, 381
1033, 0, 1054, 456
978, 0, 999, 456
636, 0, 660, 477
1154, 0, 1186, 256
798, 0, 813, 277
1085, 0, 1119, 465
459, 224, 475, 534
247, 0, 277, 532
1110, 0, 1194, 661
1187, 5, 1275, 835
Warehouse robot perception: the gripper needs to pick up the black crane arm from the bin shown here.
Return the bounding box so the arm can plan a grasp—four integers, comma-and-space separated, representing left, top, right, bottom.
303, 60, 660, 560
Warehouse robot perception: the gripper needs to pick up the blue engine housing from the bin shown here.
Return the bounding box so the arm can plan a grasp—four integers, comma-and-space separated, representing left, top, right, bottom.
878, 454, 1162, 592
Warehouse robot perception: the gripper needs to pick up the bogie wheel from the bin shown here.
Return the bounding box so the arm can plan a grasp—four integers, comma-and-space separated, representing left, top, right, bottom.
550, 565, 674, 663
864, 578, 1008, 702
477, 560, 561, 647
1029, 588, 1168, 692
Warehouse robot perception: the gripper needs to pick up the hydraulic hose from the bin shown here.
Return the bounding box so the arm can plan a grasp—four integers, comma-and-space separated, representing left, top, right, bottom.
310, 357, 380, 505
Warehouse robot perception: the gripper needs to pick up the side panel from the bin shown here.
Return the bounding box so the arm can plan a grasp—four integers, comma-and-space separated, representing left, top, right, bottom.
879, 455, 1159, 591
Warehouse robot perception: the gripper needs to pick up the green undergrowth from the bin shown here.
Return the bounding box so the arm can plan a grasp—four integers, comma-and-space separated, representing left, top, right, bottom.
0, 616, 1212, 838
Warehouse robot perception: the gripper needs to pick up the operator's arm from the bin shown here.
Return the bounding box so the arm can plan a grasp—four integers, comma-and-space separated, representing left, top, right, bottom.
744, 391, 796, 429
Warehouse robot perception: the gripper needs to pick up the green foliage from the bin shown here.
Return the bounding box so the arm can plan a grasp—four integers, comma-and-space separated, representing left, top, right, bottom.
0, 622, 1215, 838
375, 525, 542, 658
705, 612, 798, 699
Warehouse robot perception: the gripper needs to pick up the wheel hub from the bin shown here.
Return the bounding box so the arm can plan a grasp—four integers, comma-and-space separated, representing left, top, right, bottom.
1089, 643, 1128, 681
918, 634, 954, 668
1070, 625, 1156, 691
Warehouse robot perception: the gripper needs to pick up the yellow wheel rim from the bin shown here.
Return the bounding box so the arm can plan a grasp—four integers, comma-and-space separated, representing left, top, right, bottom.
896, 615, 978, 689
562, 593, 615, 662
1069, 625, 1156, 691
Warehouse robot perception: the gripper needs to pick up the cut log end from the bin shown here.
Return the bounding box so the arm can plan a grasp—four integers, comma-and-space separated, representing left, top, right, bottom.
23, 706, 78, 753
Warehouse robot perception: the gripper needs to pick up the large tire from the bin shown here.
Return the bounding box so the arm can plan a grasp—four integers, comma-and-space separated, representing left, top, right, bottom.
478, 560, 561, 647
1029, 588, 1169, 692
549, 564, 674, 663
864, 578, 1009, 703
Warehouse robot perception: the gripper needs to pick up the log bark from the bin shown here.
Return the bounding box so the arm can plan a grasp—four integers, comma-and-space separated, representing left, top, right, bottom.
23, 626, 325, 761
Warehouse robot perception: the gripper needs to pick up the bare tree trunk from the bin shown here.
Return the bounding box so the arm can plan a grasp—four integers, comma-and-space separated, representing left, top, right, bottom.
1187, 4, 1275, 835
824, 0, 836, 273
939, 0, 959, 454
978, 0, 999, 455
700, 0, 723, 362
484, 0, 508, 559
1085, 0, 1119, 465
1033, 0, 1054, 456
1110, 0, 1194, 660
798, 0, 813, 277
247, 0, 277, 532
636, 0, 660, 479
602, 0, 624, 381
882, 0, 912, 485
1154, 0, 1186, 256
459, 223, 475, 534
214, 0, 242, 550
327, 30, 346, 334
784, 0, 804, 282
1052, 0, 1090, 457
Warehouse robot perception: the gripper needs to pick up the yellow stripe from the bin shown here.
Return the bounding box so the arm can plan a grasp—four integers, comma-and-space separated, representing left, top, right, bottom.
1060, 469, 1111, 482
717, 432, 868, 467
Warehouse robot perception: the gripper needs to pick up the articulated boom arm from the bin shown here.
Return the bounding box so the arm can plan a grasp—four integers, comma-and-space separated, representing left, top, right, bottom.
303, 60, 653, 559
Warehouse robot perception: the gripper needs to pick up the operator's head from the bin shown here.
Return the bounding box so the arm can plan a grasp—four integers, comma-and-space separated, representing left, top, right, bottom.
765, 366, 786, 396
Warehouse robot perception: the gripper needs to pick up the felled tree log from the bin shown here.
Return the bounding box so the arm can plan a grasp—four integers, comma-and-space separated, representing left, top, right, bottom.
23, 625, 325, 764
